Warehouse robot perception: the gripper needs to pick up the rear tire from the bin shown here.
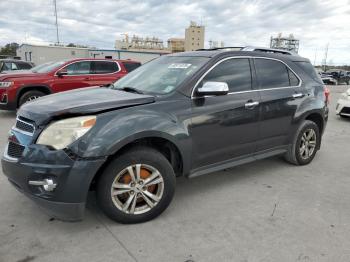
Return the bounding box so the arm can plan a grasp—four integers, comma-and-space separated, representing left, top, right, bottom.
18, 90, 45, 107
284, 120, 320, 165
97, 147, 176, 224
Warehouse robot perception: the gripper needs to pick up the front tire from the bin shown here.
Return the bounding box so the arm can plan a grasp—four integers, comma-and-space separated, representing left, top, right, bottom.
97, 147, 176, 224
284, 120, 320, 165
18, 90, 45, 107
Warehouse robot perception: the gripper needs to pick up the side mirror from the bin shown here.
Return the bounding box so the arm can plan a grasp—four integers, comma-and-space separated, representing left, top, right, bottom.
197, 81, 229, 96
56, 68, 68, 77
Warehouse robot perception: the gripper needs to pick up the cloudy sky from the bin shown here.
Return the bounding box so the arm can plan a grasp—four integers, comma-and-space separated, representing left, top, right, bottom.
1, 0, 349, 65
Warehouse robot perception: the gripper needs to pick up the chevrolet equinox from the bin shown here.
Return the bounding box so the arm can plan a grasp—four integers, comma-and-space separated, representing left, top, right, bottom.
2, 48, 329, 223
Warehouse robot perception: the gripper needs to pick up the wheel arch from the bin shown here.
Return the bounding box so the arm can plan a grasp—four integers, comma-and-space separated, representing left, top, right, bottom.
16, 85, 52, 107
304, 111, 325, 135
89, 134, 186, 191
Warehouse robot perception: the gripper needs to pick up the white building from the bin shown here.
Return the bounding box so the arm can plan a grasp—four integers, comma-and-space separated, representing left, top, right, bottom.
17, 44, 90, 65
17, 44, 168, 65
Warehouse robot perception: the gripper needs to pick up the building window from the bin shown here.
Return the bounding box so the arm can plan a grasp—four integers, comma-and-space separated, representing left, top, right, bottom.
29, 52, 32, 61
71, 50, 76, 55
24, 52, 28, 61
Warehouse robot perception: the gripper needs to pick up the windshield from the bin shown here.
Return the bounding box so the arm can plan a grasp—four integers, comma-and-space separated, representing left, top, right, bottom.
32, 60, 67, 73
112, 56, 209, 95
31, 61, 55, 72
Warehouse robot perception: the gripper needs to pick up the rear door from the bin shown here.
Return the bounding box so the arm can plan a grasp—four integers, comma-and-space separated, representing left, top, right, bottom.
89, 61, 122, 86
190, 57, 260, 170
253, 58, 303, 152
51, 61, 92, 92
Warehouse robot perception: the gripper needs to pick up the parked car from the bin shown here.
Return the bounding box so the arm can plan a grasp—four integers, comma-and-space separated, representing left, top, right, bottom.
319, 72, 337, 85
0, 58, 141, 110
0, 59, 34, 73
336, 88, 350, 117
2, 47, 329, 223
327, 70, 350, 85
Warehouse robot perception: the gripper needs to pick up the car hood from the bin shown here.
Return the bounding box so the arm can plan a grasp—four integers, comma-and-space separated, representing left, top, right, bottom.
0, 71, 46, 80
18, 87, 155, 124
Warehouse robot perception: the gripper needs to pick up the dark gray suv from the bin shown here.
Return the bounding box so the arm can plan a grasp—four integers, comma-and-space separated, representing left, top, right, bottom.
1, 48, 329, 223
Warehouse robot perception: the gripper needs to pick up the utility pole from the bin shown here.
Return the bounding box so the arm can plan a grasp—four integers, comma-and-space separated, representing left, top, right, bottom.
323, 43, 329, 72
53, 0, 60, 45
313, 48, 317, 66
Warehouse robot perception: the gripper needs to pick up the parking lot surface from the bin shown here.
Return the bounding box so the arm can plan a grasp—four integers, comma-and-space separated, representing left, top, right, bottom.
0, 86, 350, 262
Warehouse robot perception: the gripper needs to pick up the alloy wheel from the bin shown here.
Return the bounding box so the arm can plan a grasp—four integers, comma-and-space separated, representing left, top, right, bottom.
26, 96, 39, 102
299, 128, 317, 160
110, 164, 164, 215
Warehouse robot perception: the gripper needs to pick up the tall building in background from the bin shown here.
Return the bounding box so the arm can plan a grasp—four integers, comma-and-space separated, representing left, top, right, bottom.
115, 34, 170, 54
270, 33, 300, 53
167, 38, 185, 53
185, 21, 205, 51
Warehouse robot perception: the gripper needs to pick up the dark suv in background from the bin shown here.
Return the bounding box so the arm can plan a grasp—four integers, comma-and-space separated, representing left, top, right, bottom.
2, 47, 328, 224
0, 58, 141, 110
0, 59, 34, 73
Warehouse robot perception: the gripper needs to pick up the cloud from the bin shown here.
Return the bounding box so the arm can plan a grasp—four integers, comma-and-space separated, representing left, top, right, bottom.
0, 0, 349, 65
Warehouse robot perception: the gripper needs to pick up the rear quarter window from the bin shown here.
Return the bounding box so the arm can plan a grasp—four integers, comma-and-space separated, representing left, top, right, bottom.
294, 61, 322, 83
123, 62, 141, 72
17, 62, 33, 70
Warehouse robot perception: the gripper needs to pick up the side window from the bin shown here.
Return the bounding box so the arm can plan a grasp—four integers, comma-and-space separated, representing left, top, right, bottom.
65, 61, 91, 75
3, 62, 12, 70
92, 61, 119, 74
288, 69, 299, 86
17, 62, 32, 70
123, 62, 141, 72
200, 58, 252, 92
255, 59, 290, 88
11, 63, 18, 70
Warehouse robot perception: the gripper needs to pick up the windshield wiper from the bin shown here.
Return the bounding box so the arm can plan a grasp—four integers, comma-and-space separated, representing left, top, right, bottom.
118, 87, 144, 94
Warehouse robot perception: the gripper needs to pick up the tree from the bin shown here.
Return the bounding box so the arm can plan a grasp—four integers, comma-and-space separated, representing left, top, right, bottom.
66, 43, 76, 47
0, 43, 19, 56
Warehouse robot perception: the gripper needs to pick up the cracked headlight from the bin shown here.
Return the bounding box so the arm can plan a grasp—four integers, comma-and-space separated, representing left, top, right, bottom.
37, 116, 96, 150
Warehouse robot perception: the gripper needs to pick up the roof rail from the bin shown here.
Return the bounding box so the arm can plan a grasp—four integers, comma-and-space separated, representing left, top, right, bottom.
242, 46, 295, 55
196, 47, 244, 51
196, 46, 297, 55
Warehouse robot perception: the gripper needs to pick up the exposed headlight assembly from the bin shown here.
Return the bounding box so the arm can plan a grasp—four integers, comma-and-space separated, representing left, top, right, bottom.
37, 116, 96, 150
0, 81, 13, 88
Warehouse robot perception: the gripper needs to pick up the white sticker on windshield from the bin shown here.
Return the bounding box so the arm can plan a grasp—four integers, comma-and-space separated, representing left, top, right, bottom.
168, 63, 192, 69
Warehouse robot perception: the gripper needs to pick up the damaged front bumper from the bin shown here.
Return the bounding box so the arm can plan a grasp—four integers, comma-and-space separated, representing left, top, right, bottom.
2, 142, 106, 221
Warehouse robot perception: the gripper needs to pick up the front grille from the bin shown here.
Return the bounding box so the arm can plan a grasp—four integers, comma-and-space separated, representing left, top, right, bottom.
7, 142, 25, 158
15, 117, 35, 134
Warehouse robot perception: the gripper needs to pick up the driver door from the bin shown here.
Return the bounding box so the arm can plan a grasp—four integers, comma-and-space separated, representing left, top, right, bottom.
52, 61, 92, 92
190, 58, 260, 170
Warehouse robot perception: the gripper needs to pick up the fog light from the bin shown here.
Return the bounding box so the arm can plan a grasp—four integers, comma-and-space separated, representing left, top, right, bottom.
28, 179, 57, 192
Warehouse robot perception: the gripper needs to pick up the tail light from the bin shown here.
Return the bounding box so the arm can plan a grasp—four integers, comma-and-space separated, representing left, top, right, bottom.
324, 86, 330, 105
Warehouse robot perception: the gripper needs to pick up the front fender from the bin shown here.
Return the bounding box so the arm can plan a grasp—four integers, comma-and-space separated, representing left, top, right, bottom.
69, 102, 192, 174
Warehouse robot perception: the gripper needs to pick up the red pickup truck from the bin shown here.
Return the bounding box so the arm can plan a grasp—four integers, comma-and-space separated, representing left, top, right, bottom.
0, 58, 141, 110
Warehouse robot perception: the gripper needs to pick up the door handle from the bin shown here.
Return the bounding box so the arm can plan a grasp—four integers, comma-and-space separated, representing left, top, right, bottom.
84, 77, 90, 80
245, 101, 259, 109
292, 93, 304, 99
